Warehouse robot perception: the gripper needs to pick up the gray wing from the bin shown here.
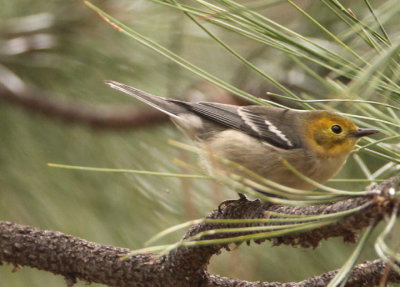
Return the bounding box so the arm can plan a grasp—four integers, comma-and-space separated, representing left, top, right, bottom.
173, 101, 298, 149
107, 81, 298, 149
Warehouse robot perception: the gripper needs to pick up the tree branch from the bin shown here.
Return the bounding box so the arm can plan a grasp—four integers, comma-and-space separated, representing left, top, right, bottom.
0, 174, 399, 286
0, 86, 168, 129
0, 82, 238, 129
206, 259, 400, 286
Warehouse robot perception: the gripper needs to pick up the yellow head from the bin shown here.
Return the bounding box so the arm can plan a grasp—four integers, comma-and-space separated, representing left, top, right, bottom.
302, 111, 379, 157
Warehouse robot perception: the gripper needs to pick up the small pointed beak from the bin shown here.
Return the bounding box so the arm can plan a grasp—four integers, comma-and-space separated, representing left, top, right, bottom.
352, 128, 380, 138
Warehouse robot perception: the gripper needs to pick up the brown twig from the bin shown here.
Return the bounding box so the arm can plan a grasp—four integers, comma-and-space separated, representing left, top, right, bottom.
0, 81, 239, 130
206, 259, 400, 287
0, 87, 168, 129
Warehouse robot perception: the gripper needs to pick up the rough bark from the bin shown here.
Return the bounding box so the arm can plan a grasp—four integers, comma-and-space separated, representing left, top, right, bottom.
0, 175, 399, 286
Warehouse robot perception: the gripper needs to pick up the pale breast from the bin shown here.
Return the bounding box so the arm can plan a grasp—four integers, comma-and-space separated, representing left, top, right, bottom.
199, 129, 348, 190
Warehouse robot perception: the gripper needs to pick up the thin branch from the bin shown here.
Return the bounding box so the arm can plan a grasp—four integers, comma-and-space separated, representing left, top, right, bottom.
0, 82, 238, 129
206, 259, 400, 286
0, 86, 168, 129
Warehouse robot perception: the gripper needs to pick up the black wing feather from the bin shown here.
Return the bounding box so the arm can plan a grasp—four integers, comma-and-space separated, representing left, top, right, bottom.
189, 102, 247, 131
175, 101, 296, 149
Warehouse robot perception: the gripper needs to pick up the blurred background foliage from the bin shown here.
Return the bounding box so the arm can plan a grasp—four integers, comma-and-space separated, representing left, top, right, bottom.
0, 0, 399, 286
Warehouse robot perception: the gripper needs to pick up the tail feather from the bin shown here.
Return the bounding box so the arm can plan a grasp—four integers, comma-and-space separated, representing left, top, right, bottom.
106, 80, 186, 118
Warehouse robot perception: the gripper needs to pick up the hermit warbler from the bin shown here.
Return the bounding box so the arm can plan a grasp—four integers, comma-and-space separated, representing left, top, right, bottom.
107, 81, 379, 191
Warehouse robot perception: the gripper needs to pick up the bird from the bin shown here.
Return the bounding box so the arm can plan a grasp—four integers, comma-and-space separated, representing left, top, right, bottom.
107, 80, 379, 191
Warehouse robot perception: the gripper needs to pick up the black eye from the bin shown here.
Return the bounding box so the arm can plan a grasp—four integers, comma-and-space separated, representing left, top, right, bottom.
331, 125, 342, 134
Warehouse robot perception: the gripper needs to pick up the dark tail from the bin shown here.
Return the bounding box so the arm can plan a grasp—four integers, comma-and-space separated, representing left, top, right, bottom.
106, 81, 187, 118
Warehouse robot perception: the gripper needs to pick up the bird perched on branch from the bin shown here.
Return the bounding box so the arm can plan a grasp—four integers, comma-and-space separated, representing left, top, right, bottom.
107, 80, 379, 191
